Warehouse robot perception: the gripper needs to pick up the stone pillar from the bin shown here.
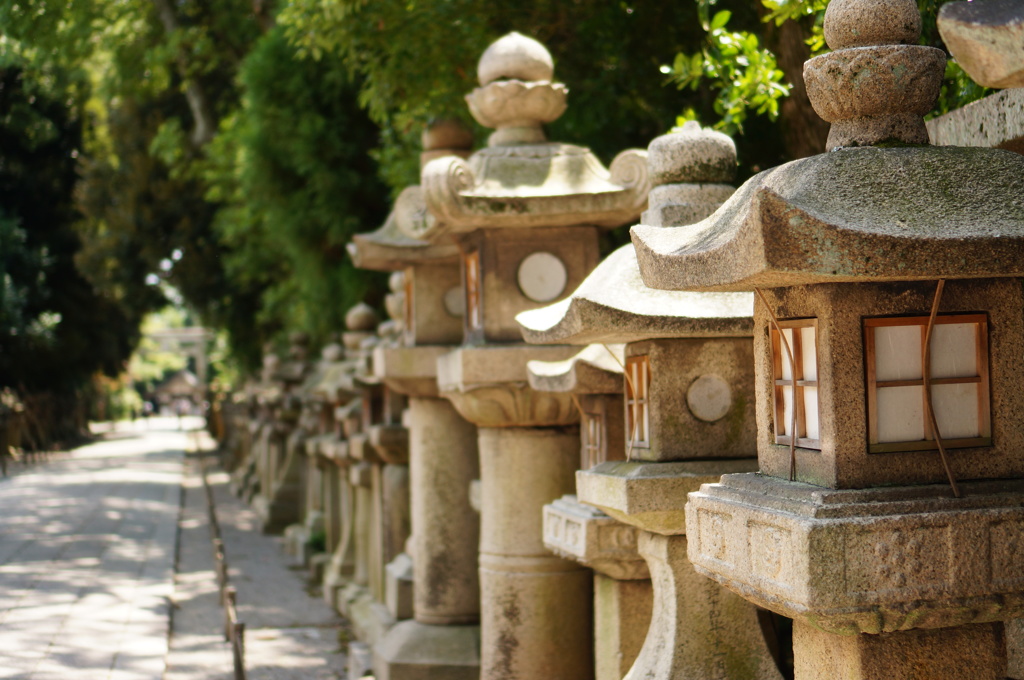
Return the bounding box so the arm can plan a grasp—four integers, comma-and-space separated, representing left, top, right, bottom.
542, 495, 653, 680
322, 441, 356, 609
478, 426, 593, 680
792, 619, 1005, 680
632, 533, 779, 680
375, 396, 481, 680
578, 462, 783, 680
410, 398, 479, 624
594, 575, 651, 680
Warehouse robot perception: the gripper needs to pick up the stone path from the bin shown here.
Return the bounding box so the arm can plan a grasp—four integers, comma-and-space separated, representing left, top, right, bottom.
0, 419, 347, 680
166, 435, 346, 680
0, 421, 183, 680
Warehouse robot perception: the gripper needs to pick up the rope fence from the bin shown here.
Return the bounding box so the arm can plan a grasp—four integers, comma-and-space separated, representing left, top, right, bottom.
197, 442, 247, 680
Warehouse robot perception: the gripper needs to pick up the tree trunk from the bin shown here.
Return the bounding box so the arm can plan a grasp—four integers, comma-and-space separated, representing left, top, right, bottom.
151, 0, 217, 148
760, 13, 830, 159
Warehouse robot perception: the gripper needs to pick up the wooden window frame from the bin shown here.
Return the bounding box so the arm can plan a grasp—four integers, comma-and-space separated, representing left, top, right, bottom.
361, 388, 384, 431
403, 267, 415, 338
864, 313, 991, 454
771, 319, 821, 450
582, 411, 603, 470
463, 251, 482, 331
625, 355, 651, 449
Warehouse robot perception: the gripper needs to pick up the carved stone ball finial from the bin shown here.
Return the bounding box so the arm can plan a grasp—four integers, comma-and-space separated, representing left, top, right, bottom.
288, 331, 310, 361
648, 121, 737, 186
421, 119, 475, 168
477, 31, 554, 85
466, 32, 569, 147
823, 0, 921, 49
261, 352, 280, 383
389, 270, 406, 293
804, 0, 946, 149
642, 121, 738, 227
321, 343, 344, 362
345, 302, 379, 332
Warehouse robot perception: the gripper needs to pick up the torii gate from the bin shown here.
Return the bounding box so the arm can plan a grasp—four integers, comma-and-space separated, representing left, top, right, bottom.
143, 327, 214, 398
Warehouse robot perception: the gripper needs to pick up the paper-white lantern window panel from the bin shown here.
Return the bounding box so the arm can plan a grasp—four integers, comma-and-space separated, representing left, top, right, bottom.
625, 355, 651, 450
864, 314, 991, 453
771, 320, 821, 450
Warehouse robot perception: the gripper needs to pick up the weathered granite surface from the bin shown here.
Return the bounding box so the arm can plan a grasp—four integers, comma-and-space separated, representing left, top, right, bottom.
928, 88, 1024, 155
526, 344, 624, 395
939, 0, 1024, 89
687, 474, 1024, 635
632, 146, 1024, 292
518, 244, 753, 344
805, 0, 945, 149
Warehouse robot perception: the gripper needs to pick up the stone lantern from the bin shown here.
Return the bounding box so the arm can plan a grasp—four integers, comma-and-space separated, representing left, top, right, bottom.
282, 340, 350, 569
524, 343, 652, 680
410, 32, 650, 680
230, 348, 282, 501
254, 331, 312, 533
926, 0, 1023, 161
319, 309, 376, 613
518, 125, 787, 680
632, 1, 1024, 677
336, 325, 414, 660
349, 120, 484, 680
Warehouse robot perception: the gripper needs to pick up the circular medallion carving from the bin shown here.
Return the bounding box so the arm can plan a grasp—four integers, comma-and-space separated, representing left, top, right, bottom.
517, 252, 568, 303
444, 287, 465, 317
686, 374, 732, 423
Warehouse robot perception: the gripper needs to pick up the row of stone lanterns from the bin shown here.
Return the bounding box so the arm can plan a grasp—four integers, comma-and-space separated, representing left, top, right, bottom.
218, 3, 1024, 678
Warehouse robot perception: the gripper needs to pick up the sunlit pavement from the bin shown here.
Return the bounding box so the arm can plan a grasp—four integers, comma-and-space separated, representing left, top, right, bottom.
0, 419, 193, 679
0, 418, 345, 680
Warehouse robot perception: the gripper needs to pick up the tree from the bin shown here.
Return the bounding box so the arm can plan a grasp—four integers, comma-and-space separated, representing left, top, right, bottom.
0, 64, 137, 444
281, 0, 991, 183
205, 27, 391, 358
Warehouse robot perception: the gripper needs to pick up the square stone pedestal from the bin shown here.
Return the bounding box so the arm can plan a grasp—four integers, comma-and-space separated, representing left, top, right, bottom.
544, 495, 652, 680
687, 473, 1024, 679
577, 460, 785, 680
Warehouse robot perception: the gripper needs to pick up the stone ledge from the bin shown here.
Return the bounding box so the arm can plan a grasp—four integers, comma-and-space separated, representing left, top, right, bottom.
576, 459, 758, 535
686, 473, 1024, 635
927, 88, 1024, 154
542, 495, 649, 580
373, 345, 453, 398
370, 424, 409, 465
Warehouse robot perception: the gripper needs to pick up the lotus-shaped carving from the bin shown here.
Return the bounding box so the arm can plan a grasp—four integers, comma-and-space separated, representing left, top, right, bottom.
804, 45, 945, 122
442, 382, 579, 428
466, 79, 568, 131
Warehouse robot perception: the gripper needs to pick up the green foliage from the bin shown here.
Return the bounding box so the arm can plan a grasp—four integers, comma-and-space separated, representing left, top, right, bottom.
205, 27, 390, 357
279, 2, 729, 188
129, 307, 190, 392
0, 64, 137, 396
0, 0, 1003, 393
665, 9, 791, 135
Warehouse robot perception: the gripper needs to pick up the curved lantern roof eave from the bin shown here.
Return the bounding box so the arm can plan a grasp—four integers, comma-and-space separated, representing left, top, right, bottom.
631, 146, 1024, 293
348, 185, 461, 272
516, 243, 754, 346
411, 146, 650, 241
526, 343, 625, 395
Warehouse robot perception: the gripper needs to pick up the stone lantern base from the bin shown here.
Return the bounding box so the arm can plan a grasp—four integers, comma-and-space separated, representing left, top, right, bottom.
687, 473, 1024, 679
374, 620, 480, 680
